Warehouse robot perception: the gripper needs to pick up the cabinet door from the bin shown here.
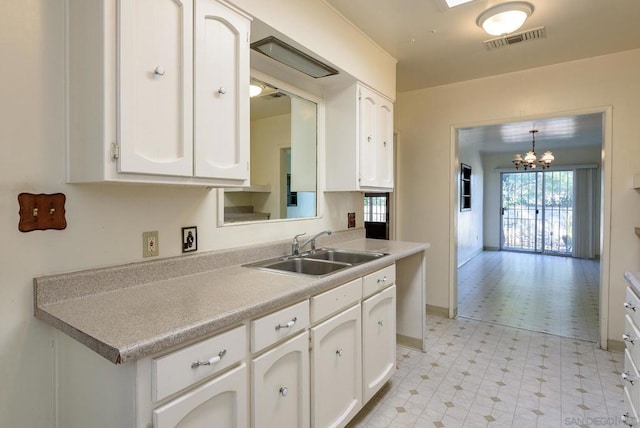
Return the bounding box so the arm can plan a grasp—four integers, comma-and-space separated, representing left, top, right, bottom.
376, 101, 394, 189
118, 0, 194, 177
362, 285, 396, 402
194, 0, 250, 181
153, 363, 248, 428
358, 87, 378, 188
252, 332, 310, 428
311, 304, 362, 428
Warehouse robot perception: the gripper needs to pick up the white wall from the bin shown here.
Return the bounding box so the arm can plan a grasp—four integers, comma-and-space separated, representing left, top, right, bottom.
481, 146, 602, 250
397, 49, 640, 341
457, 142, 484, 266
0, 1, 375, 426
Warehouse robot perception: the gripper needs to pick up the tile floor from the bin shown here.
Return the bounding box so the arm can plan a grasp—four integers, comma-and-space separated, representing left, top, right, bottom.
458, 251, 600, 343
348, 252, 623, 427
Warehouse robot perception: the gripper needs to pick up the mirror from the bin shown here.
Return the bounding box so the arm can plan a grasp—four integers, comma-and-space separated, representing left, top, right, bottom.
222, 78, 318, 223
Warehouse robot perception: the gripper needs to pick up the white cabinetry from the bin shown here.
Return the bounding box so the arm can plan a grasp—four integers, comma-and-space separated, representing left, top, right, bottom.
623, 284, 640, 426
153, 364, 248, 428
252, 332, 310, 428
67, 0, 250, 187
311, 303, 362, 428
362, 284, 396, 402
326, 82, 394, 191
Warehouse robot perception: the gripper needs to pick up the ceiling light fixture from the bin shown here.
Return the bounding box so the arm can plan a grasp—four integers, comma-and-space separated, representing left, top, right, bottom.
250, 36, 339, 79
249, 84, 263, 97
512, 129, 555, 170
477, 1, 534, 36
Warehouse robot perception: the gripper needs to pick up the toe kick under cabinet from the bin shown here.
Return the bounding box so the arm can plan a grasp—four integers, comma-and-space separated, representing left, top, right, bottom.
55, 264, 397, 428
623, 284, 640, 426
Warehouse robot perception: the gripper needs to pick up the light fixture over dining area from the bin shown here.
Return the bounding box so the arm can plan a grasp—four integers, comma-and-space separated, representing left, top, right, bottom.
477, 1, 534, 36
512, 129, 555, 170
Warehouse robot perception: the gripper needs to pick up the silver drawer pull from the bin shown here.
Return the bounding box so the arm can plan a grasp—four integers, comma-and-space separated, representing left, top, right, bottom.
191, 349, 227, 369
378, 320, 384, 327
154, 66, 165, 76
279, 386, 288, 397
622, 413, 638, 426
275, 317, 297, 331
622, 372, 638, 385
625, 302, 637, 312
336, 348, 343, 357
376, 276, 388, 284
623, 333, 636, 345
218, 87, 227, 95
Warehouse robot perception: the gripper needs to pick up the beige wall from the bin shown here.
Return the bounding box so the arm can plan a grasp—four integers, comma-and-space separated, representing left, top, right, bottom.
457, 142, 484, 266
0, 1, 373, 426
397, 49, 640, 339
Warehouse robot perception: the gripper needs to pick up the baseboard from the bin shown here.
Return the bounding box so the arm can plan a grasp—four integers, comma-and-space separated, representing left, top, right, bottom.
426, 304, 449, 317
607, 339, 624, 353
483, 246, 500, 251
397, 334, 423, 350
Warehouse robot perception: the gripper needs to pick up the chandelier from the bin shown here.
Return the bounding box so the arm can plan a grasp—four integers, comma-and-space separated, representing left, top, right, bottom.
512, 129, 554, 170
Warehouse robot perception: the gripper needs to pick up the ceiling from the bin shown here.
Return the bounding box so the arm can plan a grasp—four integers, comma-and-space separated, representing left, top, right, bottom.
321, 0, 625, 153
324, 0, 640, 92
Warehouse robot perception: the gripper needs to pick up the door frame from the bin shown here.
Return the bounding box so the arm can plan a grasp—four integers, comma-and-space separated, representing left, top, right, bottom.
449, 106, 613, 349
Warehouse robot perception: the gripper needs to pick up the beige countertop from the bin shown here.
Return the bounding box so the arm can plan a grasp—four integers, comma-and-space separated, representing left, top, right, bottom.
34, 232, 429, 365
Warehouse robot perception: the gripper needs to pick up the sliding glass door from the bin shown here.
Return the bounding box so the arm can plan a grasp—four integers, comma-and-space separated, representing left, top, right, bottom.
501, 170, 573, 255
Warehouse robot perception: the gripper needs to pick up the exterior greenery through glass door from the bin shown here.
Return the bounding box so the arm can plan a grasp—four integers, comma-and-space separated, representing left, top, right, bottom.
501, 170, 574, 254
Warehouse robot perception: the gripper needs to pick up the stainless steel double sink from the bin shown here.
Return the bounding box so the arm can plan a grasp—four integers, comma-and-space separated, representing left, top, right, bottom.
244, 248, 388, 276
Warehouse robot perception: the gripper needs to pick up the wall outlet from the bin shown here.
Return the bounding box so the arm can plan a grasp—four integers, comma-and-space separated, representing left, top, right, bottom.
348, 212, 356, 229
142, 231, 159, 258
181, 226, 197, 253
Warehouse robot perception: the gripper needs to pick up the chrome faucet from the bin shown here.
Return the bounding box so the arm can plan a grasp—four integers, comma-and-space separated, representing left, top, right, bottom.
291, 230, 332, 255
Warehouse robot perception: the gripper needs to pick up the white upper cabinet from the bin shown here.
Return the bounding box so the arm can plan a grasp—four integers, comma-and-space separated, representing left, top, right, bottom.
326, 82, 394, 192
118, 0, 194, 177
66, 0, 250, 187
194, 0, 249, 180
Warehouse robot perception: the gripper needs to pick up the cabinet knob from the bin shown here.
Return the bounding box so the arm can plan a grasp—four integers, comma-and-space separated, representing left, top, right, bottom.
336, 348, 343, 357
625, 301, 636, 312
218, 87, 227, 95
154, 66, 165, 77
378, 320, 384, 327
279, 386, 289, 397
191, 349, 227, 368
367, 136, 372, 142
623, 333, 636, 345
377, 276, 387, 284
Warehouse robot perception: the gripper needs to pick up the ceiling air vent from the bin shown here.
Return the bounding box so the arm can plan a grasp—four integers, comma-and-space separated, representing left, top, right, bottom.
483, 26, 546, 49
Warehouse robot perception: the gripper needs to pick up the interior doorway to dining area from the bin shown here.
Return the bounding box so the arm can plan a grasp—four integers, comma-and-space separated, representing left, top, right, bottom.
455, 113, 603, 343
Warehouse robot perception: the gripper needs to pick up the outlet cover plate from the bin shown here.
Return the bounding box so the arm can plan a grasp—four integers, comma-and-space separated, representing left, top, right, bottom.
143, 231, 159, 258
182, 226, 197, 253
348, 212, 356, 228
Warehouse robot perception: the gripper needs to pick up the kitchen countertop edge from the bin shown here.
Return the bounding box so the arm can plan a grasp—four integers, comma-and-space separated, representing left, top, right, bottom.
35, 237, 429, 364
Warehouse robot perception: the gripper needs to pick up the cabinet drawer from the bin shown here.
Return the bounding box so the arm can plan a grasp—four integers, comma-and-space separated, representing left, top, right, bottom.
624, 385, 640, 427
152, 325, 246, 402
362, 264, 395, 297
625, 315, 640, 365
626, 287, 640, 326
624, 349, 640, 408
251, 300, 309, 353
311, 278, 362, 323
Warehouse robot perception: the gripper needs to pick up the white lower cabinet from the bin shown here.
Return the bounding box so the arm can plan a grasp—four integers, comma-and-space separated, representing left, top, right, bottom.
252, 332, 310, 428
362, 284, 396, 402
311, 303, 362, 428
153, 363, 248, 428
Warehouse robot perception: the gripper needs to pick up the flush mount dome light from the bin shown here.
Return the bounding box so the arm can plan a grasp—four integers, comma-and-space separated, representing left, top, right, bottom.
477, 1, 534, 36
